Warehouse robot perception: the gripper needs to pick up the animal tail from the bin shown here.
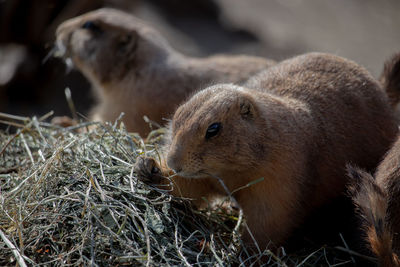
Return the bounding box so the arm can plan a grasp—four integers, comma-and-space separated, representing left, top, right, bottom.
380, 53, 400, 108
347, 166, 400, 267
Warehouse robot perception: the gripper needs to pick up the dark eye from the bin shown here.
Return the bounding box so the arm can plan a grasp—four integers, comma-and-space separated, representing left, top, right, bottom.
118, 34, 132, 47
205, 122, 221, 139
81, 21, 102, 33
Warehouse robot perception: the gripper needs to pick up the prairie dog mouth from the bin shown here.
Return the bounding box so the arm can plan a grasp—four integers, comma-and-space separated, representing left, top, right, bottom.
174, 170, 206, 179
54, 39, 67, 58
53, 39, 74, 71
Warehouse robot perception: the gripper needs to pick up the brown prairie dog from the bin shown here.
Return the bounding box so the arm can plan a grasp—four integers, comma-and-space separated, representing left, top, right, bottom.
55, 8, 275, 136
349, 141, 400, 267
135, 52, 398, 249
349, 52, 400, 267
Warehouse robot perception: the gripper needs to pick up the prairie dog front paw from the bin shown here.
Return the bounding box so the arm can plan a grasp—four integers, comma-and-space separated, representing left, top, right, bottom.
134, 156, 164, 184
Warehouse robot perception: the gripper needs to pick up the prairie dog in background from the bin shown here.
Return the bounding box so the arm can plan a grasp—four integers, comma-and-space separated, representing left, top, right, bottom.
55, 8, 274, 136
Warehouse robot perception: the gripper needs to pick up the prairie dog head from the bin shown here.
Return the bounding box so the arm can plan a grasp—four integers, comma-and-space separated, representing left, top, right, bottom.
166, 84, 268, 180
55, 8, 173, 88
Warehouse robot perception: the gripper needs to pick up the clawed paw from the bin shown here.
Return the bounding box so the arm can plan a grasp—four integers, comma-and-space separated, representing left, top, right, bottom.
134, 156, 164, 184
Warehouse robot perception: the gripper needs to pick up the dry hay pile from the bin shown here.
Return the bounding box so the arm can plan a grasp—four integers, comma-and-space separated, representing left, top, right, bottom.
0, 113, 361, 266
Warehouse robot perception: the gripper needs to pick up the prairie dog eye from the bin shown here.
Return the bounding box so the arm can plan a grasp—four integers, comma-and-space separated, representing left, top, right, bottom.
205, 122, 221, 139
118, 34, 132, 47
81, 21, 102, 33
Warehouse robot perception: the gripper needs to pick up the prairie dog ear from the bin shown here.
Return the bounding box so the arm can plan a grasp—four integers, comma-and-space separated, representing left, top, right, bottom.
117, 31, 138, 54
239, 95, 257, 119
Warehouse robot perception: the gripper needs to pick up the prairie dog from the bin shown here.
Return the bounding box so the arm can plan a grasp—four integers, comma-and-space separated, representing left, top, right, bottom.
135, 52, 398, 249
349, 165, 400, 267
349, 53, 400, 267
55, 8, 274, 136
380, 52, 400, 108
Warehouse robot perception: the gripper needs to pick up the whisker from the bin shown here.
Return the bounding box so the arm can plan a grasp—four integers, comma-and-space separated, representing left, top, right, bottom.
42, 46, 58, 65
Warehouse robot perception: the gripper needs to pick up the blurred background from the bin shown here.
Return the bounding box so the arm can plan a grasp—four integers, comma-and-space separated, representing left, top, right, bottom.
0, 0, 399, 120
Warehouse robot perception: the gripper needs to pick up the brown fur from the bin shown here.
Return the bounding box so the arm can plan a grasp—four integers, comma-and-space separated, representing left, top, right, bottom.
380, 53, 400, 109
135, 52, 398, 249
348, 145, 400, 267
348, 52, 400, 267
376, 142, 400, 255
55, 8, 274, 136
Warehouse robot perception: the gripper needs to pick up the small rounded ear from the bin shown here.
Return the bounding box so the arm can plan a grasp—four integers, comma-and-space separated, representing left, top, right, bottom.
239, 95, 257, 119
117, 31, 138, 55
